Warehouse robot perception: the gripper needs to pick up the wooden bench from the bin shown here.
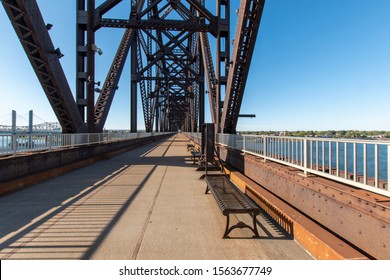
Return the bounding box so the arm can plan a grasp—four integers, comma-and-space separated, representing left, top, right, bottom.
204, 174, 260, 238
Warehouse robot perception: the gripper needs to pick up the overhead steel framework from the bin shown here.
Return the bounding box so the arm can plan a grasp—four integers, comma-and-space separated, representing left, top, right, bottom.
2, 0, 265, 134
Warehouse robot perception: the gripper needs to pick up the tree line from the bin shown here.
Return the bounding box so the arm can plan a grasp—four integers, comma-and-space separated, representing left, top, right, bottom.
239, 130, 390, 139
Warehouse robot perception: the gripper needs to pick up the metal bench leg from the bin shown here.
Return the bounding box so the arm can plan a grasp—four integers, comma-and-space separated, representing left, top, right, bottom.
223, 213, 260, 238
223, 214, 231, 238
251, 213, 260, 238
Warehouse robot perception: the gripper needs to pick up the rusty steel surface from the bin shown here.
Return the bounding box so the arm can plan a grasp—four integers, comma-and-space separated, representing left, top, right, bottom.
2, 0, 85, 133
223, 167, 369, 260
3, 0, 266, 134
218, 145, 390, 259
221, 0, 266, 134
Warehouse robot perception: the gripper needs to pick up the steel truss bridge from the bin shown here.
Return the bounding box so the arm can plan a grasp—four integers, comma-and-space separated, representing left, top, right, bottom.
1, 0, 265, 134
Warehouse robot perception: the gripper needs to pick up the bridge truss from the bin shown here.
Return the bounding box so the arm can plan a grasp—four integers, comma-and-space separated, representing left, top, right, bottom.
2, 0, 265, 134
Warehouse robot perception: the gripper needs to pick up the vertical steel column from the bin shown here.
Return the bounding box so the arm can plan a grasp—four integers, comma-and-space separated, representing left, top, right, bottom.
87, 0, 96, 132
216, 0, 230, 133
76, 0, 87, 121
11, 110, 16, 134
155, 105, 160, 132
28, 110, 33, 134
130, 34, 138, 133
199, 45, 205, 129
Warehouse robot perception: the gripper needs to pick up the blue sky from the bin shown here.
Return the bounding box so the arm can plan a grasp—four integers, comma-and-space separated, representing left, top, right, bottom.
0, 0, 389, 131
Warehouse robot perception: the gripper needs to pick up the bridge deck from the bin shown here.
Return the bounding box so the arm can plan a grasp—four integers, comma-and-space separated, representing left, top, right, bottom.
0, 134, 312, 260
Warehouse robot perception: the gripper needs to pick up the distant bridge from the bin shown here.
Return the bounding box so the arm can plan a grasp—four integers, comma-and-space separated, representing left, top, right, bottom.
0, 122, 61, 133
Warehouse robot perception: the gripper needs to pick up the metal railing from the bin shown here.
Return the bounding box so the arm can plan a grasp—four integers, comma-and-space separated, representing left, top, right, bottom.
215, 134, 390, 197
0, 132, 171, 156
183, 132, 390, 197
185, 132, 201, 145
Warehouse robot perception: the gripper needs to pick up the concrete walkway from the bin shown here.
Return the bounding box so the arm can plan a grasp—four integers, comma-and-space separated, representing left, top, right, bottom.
0, 134, 312, 260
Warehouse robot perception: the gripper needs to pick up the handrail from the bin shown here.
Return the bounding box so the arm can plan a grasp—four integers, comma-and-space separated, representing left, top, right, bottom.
0, 132, 172, 156
182, 132, 390, 197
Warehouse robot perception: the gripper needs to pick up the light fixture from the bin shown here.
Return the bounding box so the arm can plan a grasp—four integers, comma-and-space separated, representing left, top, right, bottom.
46, 23, 53, 30
50, 48, 64, 59
94, 81, 101, 86
91, 44, 103, 55
94, 88, 102, 93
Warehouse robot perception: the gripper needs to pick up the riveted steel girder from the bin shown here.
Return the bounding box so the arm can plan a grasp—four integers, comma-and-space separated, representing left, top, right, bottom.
2, 0, 85, 133
94, 28, 135, 131
222, 0, 265, 134
4, 0, 265, 134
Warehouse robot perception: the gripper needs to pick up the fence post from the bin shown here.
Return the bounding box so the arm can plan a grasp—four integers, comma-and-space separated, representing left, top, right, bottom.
263, 136, 267, 162
48, 134, 52, 150
303, 138, 308, 175
387, 144, 390, 191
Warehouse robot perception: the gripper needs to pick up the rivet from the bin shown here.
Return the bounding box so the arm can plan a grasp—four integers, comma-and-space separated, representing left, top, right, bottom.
339, 205, 343, 209
381, 243, 386, 248
358, 230, 362, 234
358, 213, 362, 217
348, 200, 352, 204
381, 224, 386, 229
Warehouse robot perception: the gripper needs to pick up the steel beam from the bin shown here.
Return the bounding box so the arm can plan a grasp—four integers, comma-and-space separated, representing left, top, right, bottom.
221, 0, 265, 134
216, 0, 230, 133
94, 28, 135, 132
95, 0, 123, 16
130, 31, 138, 133
199, 32, 217, 123
97, 18, 212, 33
2, 0, 84, 133
87, 0, 96, 133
